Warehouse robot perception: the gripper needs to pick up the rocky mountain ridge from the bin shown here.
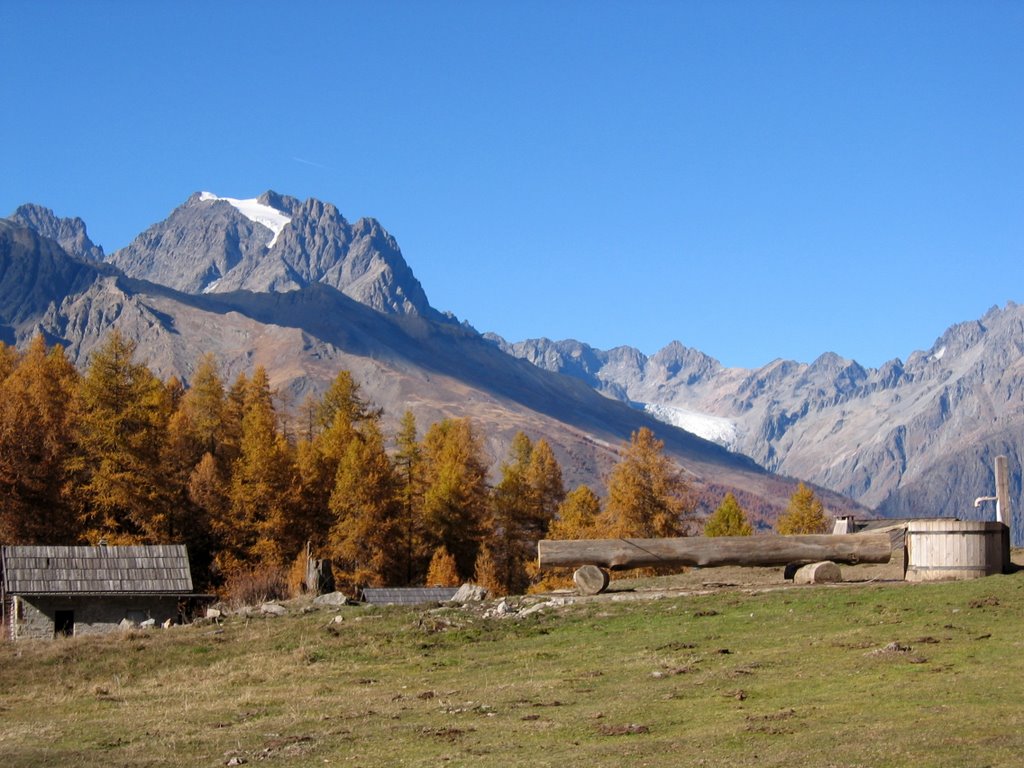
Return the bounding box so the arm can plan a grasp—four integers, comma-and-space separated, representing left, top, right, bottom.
108, 191, 441, 320
8, 204, 106, 262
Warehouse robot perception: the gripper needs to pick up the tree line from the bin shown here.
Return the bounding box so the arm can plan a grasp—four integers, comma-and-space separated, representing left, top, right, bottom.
0, 333, 828, 597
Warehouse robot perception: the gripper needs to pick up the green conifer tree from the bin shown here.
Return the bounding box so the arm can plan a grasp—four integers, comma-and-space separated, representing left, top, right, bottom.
703, 492, 754, 536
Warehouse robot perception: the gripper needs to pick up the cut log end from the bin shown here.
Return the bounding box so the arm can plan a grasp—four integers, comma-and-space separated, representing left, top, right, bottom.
573, 565, 610, 596
793, 561, 843, 585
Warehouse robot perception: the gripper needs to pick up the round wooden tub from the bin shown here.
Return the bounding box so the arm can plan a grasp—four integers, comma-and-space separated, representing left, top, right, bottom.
904, 520, 1009, 582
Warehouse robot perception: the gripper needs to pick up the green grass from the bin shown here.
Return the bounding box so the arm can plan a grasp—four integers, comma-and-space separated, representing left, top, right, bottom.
3, 572, 1024, 767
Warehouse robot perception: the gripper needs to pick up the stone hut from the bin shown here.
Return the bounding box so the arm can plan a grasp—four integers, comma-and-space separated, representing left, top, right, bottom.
1, 544, 197, 640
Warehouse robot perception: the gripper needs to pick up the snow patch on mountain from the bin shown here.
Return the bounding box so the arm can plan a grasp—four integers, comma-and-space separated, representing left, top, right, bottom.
199, 192, 291, 247
643, 403, 739, 449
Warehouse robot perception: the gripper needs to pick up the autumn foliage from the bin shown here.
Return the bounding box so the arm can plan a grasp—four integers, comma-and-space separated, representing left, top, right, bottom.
0, 333, 723, 597
775, 482, 830, 535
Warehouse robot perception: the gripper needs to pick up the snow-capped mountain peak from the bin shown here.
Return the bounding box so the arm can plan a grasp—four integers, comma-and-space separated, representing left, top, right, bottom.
199, 191, 291, 247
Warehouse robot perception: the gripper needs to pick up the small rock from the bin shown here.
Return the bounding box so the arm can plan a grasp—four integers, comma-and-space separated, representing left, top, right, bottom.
118, 618, 134, 630
206, 607, 222, 619
140, 618, 156, 629
260, 603, 287, 616
484, 599, 514, 618
518, 602, 548, 617
331, 615, 344, 625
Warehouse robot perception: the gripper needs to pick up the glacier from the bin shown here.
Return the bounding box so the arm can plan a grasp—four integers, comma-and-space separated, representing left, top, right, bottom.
643, 403, 739, 449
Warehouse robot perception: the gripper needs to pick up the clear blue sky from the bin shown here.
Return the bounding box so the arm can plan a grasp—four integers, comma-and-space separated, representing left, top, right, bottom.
2, 1, 1021, 369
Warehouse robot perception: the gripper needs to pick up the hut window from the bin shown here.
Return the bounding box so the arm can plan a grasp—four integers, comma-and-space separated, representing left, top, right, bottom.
54, 610, 74, 637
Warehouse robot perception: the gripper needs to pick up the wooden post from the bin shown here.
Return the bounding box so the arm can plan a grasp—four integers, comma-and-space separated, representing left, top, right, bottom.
995, 455, 1012, 527
538, 534, 892, 572
995, 455, 1013, 573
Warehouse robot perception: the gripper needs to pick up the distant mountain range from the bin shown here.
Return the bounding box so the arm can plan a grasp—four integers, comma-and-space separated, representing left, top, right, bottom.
3, 192, 1020, 540
490, 304, 1024, 542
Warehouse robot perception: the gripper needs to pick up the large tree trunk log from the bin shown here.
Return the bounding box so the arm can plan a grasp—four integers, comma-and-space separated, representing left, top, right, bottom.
538, 534, 891, 571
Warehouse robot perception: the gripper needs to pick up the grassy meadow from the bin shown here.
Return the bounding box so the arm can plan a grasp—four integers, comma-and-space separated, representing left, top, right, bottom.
2, 566, 1023, 768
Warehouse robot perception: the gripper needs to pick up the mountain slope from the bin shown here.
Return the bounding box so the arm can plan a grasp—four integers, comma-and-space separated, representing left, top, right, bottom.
0, 215, 839, 523
0, 219, 111, 339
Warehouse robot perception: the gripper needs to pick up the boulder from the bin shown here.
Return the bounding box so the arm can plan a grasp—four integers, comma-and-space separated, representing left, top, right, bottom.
450, 583, 488, 603
139, 618, 157, 628
312, 591, 354, 607
793, 561, 843, 585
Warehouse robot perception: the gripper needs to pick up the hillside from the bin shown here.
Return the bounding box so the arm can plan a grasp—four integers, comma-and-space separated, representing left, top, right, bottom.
2, 571, 1022, 767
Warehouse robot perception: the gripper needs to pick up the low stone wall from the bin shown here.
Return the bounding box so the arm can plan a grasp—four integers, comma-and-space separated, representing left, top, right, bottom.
13, 595, 182, 640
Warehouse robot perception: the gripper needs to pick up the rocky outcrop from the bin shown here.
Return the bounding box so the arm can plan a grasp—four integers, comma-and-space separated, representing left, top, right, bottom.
7, 204, 105, 262
0, 220, 108, 333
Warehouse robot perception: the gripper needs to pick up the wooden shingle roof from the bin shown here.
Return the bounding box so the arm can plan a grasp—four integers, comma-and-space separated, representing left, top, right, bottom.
0, 545, 193, 595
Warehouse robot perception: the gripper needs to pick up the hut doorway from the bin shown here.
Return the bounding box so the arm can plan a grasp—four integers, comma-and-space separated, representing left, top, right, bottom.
54, 610, 74, 637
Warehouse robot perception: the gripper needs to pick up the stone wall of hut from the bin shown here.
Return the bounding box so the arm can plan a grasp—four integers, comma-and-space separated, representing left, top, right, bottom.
12, 595, 181, 640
